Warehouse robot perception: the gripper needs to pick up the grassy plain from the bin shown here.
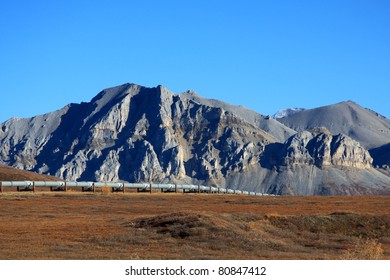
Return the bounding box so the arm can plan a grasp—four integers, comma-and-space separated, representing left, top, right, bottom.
0, 192, 389, 260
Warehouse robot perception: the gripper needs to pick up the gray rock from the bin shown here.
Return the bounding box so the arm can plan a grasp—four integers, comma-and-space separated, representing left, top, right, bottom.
278, 101, 390, 149
0, 83, 389, 195
282, 129, 372, 169
225, 129, 389, 195
180, 90, 296, 142
0, 84, 275, 186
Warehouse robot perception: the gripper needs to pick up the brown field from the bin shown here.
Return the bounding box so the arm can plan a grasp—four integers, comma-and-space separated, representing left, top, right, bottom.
0, 192, 389, 260
0, 164, 59, 181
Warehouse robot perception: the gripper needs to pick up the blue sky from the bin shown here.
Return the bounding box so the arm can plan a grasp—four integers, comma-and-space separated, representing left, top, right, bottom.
1, 0, 389, 122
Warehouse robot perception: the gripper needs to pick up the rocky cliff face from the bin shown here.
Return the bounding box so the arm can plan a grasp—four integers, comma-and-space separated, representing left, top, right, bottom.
0, 84, 276, 186
282, 129, 372, 169
224, 128, 389, 196
0, 83, 389, 195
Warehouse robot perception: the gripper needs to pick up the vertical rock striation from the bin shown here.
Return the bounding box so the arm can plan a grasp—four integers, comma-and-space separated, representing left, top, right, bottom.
0, 83, 389, 195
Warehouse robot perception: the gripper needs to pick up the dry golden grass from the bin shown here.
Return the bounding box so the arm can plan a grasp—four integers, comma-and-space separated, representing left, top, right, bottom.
0, 193, 389, 260
0, 164, 59, 181
99, 185, 113, 194
341, 238, 384, 260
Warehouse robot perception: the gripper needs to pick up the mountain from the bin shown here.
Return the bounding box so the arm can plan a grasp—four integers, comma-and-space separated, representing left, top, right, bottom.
257, 129, 390, 195
277, 101, 390, 150
0, 84, 278, 186
273, 108, 305, 119
180, 90, 296, 142
0, 83, 389, 195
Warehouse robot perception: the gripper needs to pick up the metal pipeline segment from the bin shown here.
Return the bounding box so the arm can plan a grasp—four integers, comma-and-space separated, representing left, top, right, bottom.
92, 182, 124, 188
219, 188, 227, 193
150, 183, 175, 190
0, 181, 268, 196
123, 183, 150, 189
1, 181, 34, 187
180, 184, 198, 192
65, 182, 94, 188
33, 181, 66, 187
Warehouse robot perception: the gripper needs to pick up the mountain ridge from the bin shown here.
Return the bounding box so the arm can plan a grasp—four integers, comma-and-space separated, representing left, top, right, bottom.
0, 83, 389, 195
278, 100, 390, 149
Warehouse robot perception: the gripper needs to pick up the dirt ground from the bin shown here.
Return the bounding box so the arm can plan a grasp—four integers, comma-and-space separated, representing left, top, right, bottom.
0, 192, 389, 260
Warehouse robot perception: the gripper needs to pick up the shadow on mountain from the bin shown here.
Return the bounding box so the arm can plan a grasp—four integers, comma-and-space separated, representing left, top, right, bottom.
260, 142, 284, 169
370, 143, 390, 167
33, 102, 95, 176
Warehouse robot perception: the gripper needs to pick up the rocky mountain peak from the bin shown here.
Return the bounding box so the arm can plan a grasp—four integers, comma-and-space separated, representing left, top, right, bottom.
91, 83, 139, 105
180, 90, 202, 100
0, 83, 389, 195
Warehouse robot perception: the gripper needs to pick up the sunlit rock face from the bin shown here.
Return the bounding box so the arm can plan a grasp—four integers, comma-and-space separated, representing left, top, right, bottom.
283, 129, 372, 169
0, 84, 276, 186
0, 83, 389, 195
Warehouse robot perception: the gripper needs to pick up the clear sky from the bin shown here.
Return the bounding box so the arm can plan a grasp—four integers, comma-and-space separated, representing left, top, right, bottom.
1, 0, 389, 122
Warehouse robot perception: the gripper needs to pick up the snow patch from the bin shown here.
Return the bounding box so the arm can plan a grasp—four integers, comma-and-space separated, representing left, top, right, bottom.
273, 108, 305, 119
